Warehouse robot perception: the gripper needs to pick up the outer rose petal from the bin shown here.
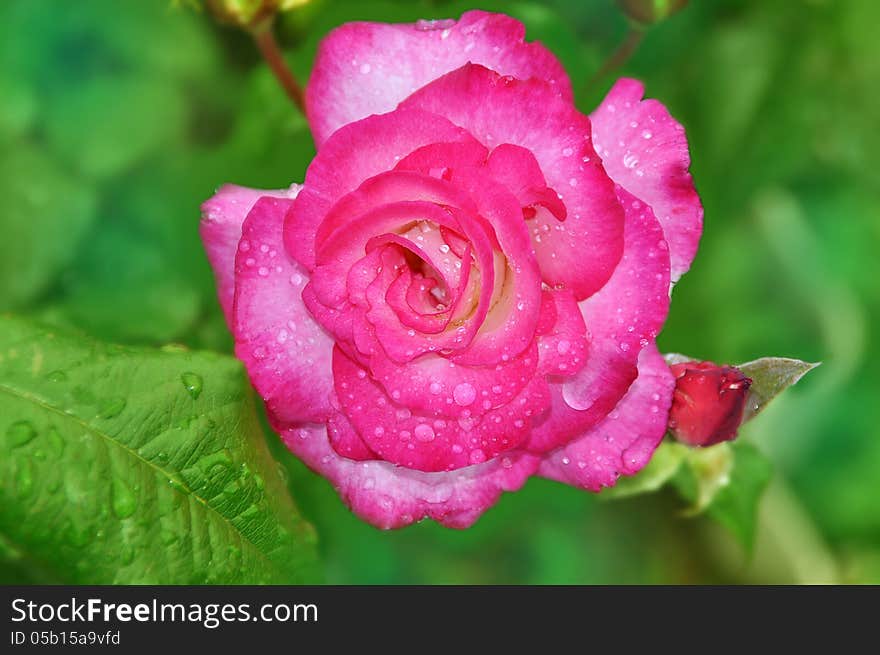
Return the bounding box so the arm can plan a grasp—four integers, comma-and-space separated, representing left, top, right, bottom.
307, 10, 573, 145
200, 183, 301, 324
233, 197, 335, 424
401, 64, 624, 300
538, 344, 674, 490
281, 422, 539, 529
525, 188, 670, 453
590, 78, 703, 283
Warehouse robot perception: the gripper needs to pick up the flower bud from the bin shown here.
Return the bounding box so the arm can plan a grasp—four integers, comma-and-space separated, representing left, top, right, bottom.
615, 0, 689, 27
205, 0, 308, 30
668, 361, 752, 447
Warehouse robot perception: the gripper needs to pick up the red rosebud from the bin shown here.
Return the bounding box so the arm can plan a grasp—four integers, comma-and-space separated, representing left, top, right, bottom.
668, 361, 752, 447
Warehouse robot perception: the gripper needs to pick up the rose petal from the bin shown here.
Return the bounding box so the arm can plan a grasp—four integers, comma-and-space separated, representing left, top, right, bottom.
401, 64, 624, 300
393, 147, 544, 365
332, 346, 547, 472
286, 109, 475, 271
280, 422, 539, 529
536, 289, 588, 377
200, 183, 300, 324
233, 197, 335, 424
367, 342, 540, 420
486, 143, 566, 220
526, 187, 670, 452
306, 10, 573, 145
538, 344, 674, 490
327, 411, 377, 461
590, 78, 703, 284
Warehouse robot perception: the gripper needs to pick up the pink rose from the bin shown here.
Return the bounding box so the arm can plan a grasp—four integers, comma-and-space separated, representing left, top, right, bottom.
200, 11, 702, 528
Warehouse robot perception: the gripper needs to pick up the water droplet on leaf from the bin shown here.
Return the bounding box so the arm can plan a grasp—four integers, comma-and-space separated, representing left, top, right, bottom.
111, 478, 137, 519
6, 420, 36, 447
181, 372, 203, 399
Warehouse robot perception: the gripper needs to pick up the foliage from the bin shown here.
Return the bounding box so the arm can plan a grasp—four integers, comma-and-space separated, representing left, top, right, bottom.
0, 316, 319, 583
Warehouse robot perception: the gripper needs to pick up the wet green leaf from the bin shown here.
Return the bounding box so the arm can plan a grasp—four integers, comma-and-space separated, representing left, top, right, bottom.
0, 316, 319, 583
737, 357, 821, 421
673, 442, 772, 549
704, 442, 773, 549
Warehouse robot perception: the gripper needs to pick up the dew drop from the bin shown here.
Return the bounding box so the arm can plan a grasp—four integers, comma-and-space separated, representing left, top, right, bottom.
15, 459, 34, 498
98, 397, 126, 419
6, 420, 36, 447
111, 478, 137, 519
46, 369, 67, 382
453, 382, 476, 406
181, 372, 203, 400
414, 424, 435, 442
120, 545, 136, 566
46, 426, 65, 456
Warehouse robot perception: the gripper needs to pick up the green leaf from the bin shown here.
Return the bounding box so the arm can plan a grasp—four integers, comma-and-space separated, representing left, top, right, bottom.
673, 442, 773, 550
676, 442, 736, 514
737, 357, 821, 421
0, 146, 97, 310
704, 442, 773, 549
601, 441, 689, 499
0, 315, 319, 583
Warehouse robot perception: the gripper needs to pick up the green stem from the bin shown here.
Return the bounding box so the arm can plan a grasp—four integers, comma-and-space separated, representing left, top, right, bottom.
251, 20, 306, 115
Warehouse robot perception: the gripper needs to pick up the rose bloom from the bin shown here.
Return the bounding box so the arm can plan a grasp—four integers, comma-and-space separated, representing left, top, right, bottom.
201, 11, 702, 528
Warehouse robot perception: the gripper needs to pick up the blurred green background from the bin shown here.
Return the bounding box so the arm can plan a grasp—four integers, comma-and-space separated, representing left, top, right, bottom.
1, 0, 877, 583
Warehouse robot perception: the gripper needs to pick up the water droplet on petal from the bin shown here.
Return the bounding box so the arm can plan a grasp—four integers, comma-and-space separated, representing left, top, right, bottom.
453, 382, 476, 406
414, 424, 435, 442
623, 151, 639, 169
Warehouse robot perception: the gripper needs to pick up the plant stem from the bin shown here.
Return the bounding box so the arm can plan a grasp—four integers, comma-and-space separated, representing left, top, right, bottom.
588, 26, 645, 89
251, 20, 306, 115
